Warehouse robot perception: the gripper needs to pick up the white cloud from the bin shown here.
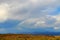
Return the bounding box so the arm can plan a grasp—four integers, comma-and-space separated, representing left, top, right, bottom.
34, 21, 45, 26
17, 16, 56, 28
54, 27, 59, 30
5, 0, 60, 20
17, 14, 60, 29
53, 27, 60, 30
51, 15, 60, 24
0, 3, 9, 22
0, 0, 60, 31
0, 0, 59, 21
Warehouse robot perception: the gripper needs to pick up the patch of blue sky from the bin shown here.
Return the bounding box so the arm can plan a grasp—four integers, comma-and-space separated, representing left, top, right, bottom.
0, 20, 20, 28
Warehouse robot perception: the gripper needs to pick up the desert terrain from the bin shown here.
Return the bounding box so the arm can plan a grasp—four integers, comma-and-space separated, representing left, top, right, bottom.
0, 34, 60, 40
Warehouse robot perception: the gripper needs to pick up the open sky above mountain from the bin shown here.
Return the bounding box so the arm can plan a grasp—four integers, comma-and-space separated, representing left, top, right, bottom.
0, 0, 60, 33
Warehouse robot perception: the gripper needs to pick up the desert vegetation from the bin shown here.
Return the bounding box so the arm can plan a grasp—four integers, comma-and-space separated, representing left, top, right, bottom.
0, 34, 60, 40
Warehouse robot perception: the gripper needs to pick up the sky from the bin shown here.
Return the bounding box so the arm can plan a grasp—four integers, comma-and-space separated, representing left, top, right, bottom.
0, 0, 60, 34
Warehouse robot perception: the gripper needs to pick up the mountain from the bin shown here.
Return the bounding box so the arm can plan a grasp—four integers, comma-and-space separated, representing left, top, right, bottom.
32, 31, 60, 36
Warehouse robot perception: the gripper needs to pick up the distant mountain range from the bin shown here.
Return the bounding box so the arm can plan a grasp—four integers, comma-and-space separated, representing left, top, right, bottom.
13, 31, 60, 36
1, 31, 60, 36
32, 32, 60, 36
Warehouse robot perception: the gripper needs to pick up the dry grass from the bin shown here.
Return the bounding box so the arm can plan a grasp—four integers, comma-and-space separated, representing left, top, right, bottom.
0, 34, 60, 40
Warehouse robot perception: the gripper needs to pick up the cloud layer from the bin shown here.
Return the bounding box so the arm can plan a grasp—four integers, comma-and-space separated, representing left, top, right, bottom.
0, 0, 60, 33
